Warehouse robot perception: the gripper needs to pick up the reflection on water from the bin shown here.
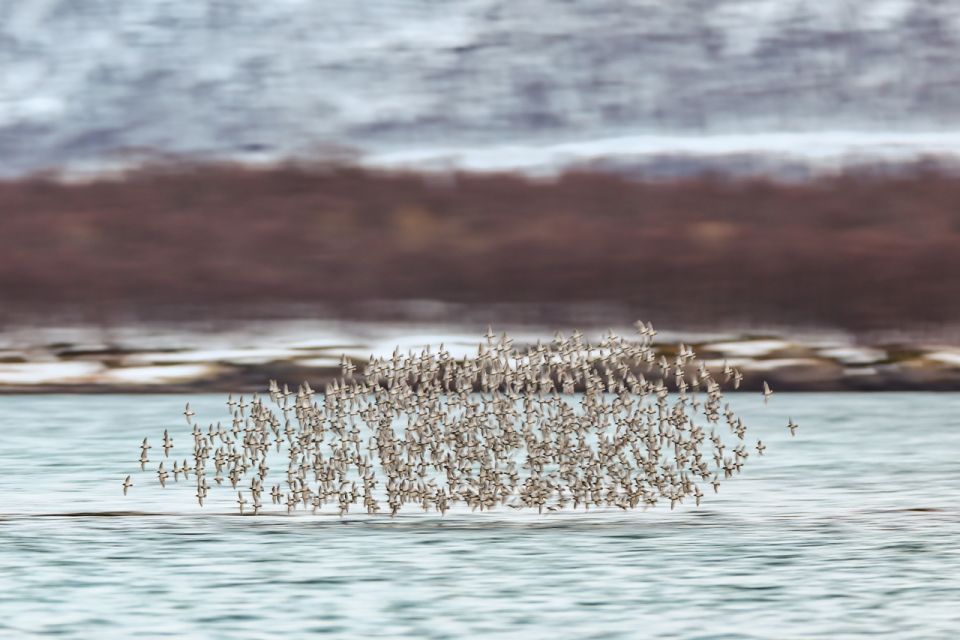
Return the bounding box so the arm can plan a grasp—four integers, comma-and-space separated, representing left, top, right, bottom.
0, 394, 958, 638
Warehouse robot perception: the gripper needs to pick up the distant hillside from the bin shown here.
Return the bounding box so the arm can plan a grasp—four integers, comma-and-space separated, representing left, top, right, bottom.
3, 1, 960, 175
1, 163, 959, 332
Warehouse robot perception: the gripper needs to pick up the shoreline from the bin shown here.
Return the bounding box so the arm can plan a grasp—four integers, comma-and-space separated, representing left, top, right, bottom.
1, 319, 958, 393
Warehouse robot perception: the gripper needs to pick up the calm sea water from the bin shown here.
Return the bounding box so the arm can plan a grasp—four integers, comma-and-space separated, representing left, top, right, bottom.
0, 393, 958, 639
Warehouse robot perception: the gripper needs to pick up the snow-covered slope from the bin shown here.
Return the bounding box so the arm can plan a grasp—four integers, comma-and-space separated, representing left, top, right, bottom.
2, 0, 960, 177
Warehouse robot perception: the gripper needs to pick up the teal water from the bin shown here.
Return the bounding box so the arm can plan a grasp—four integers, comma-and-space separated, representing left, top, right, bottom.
0, 394, 958, 639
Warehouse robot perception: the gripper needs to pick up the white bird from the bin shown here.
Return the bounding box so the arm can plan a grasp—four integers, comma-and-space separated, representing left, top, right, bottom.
122, 475, 132, 495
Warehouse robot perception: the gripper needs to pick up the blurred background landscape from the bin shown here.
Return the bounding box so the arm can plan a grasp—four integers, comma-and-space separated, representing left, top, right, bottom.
3, 0, 960, 391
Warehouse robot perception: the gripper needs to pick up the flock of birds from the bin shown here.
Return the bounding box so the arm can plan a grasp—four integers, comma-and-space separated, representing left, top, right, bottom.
124, 322, 796, 515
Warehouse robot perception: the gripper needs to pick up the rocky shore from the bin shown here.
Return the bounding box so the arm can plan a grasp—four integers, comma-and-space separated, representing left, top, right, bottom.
1, 320, 958, 393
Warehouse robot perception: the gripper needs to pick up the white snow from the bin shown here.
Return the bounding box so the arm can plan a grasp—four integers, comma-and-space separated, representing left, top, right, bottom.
123, 348, 303, 366
363, 131, 960, 175
97, 364, 221, 385
0, 362, 104, 385
817, 347, 887, 365
741, 358, 825, 371
702, 339, 791, 358
925, 351, 960, 367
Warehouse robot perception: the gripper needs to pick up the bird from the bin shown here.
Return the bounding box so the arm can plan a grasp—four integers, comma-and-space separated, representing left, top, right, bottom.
787, 418, 798, 436
721, 360, 733, 382
122, 475, 132, 495
126, 322, 784, 516
162, 430, 173, 457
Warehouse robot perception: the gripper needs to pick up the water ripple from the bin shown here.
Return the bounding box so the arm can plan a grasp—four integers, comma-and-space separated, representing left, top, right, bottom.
0, 394, 959, 638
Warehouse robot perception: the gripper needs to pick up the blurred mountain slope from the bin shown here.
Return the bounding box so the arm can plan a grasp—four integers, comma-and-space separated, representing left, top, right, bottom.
2, 0, 960, 175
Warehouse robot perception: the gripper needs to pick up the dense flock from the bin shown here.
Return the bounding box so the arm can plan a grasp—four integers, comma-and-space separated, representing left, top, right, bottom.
124, 322, 795, 515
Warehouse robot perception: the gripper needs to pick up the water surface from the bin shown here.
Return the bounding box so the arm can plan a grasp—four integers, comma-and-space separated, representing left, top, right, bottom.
0, 393, 958, 638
